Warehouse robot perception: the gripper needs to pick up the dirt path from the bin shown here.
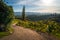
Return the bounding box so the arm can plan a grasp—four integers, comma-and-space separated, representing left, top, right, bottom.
0, 25, 44, 40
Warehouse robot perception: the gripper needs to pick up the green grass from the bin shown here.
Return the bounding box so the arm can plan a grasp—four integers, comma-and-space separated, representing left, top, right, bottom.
0, 19, 16, 38
0, 27, 13, 38
0, 32, 10, 38
55, 33, 60, 38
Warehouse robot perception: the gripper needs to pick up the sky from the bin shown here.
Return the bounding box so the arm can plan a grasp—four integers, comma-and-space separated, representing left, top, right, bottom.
4, 0, 60, 13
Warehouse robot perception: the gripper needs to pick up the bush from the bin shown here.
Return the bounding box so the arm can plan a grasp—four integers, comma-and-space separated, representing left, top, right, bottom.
16, 20, 60, 38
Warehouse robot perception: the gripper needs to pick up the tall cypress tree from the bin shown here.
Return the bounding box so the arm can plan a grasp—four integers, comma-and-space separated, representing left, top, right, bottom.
22, 6, 25, 20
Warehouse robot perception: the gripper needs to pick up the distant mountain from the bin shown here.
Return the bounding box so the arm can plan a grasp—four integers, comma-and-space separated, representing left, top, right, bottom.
14, 12, 52, 16
15, 12, 60, 21
26, 14, 60, 21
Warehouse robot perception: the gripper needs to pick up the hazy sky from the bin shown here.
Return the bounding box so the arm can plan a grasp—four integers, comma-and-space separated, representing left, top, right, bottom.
5, 0, 60, 13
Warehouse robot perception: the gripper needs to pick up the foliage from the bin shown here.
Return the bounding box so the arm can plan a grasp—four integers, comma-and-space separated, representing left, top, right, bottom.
16, 20, 60, 38
0, 1, 14, 31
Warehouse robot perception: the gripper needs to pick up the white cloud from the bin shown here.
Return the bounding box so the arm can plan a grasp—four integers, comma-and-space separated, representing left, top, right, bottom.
15, 0, 34, 5
13, 0, 60, 6
12, 0, 60, 13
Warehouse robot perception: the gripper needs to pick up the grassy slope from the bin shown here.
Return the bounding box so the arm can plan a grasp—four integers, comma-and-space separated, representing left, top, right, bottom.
0, 19, 16, 38
0, 32, 10, 38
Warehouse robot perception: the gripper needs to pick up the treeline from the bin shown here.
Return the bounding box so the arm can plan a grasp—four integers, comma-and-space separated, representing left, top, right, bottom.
15, 12, 60, 22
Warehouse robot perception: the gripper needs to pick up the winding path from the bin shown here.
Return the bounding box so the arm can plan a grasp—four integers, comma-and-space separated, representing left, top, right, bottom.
0, 25, 44, 40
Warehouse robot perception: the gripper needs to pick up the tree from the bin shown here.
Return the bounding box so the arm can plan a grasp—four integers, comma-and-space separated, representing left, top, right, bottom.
22, 6, 25, 20
0, 1, 14, 31
0, 0, 2, 1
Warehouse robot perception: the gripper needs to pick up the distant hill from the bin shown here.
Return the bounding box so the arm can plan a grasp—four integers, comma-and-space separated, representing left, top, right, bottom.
27, 14, 60, 21
14, 12, 53, 16
15, 12, 60, 21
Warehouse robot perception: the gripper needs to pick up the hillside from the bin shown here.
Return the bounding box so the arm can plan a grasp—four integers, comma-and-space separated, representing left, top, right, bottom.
0, 0, 60, 40
0, 25, 59, 40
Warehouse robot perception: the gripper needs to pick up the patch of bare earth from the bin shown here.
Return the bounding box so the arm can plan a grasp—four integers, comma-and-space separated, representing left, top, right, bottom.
0, 25, 44, 40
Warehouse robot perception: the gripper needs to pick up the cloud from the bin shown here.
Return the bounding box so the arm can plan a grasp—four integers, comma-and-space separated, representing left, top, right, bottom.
6, 0, 60, 13
13, 0, 34, 5
25, 5, 60, 13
